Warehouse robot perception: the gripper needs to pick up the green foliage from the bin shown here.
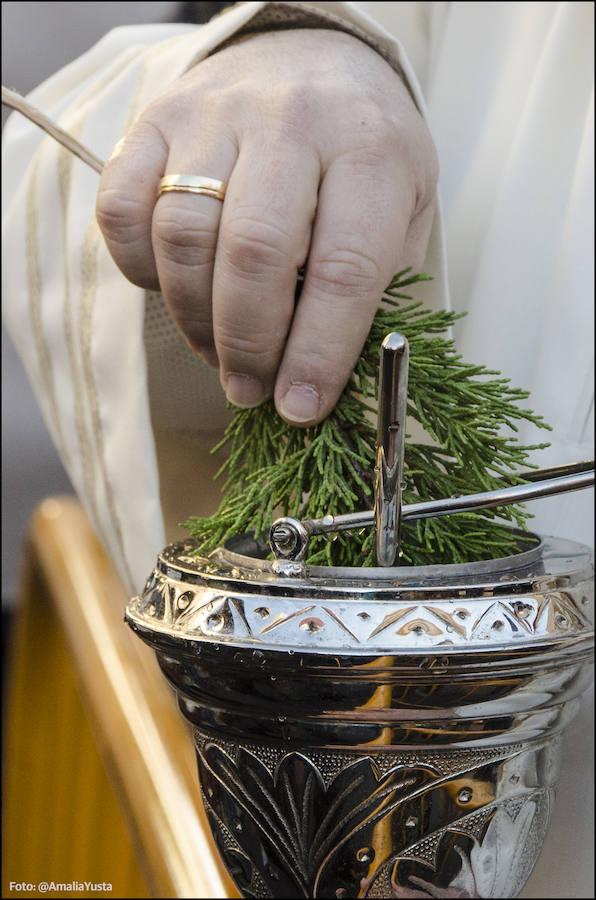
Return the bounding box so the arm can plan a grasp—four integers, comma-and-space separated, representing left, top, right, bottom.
183, 270, 551, 566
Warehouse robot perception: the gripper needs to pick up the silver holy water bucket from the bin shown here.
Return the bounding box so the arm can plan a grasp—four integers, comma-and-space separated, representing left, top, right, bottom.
126, 531, 593, 899
125, 335, 594, 898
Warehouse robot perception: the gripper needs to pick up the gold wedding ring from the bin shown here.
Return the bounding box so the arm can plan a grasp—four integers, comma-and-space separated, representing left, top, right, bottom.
157, 174, 227, 201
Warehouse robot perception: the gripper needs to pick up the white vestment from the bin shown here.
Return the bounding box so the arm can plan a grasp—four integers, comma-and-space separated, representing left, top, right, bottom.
2, 2, 593, 896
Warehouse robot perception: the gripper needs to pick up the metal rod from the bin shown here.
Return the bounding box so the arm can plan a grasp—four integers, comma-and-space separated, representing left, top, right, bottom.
402, 468, 595, 521
305, 468, 595, 534
499, 459, 594, 483
270, 465, 594, 558
374, 334, 409, 566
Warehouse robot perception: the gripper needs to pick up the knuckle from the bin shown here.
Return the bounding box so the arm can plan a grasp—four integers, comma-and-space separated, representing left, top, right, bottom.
350, 100, 403, 146
95, 190, 146, 244
309, 246, 381, 296
365, 106, 405, 147
337, 110, 411, 174
270, 82, 318, 136
171, 312, 213, 347
217, 331, 264, 357
216, 330, 279, 370
153, 206, 218, 265
221, 217, 293, 277
347, 106, 439, 211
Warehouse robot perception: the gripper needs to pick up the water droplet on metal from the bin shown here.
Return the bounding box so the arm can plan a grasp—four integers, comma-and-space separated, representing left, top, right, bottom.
357, 611, 370, 620
458, 788, 473, 803
406, 816, 418, 827
492, 620, 505, 631
252, 650, 266, 665
254, 606, 270, 619
509, 773, 520, 784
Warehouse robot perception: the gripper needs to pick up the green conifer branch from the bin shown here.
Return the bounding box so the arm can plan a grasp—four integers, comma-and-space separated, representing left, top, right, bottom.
183, 269, 551, 566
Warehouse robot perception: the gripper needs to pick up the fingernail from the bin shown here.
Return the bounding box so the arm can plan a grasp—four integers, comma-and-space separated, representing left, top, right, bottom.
225, 373, 265, 408
279, 383, 321, 424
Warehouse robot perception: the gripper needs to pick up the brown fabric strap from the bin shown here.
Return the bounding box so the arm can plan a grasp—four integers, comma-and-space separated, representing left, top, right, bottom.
208, 1, 407, 84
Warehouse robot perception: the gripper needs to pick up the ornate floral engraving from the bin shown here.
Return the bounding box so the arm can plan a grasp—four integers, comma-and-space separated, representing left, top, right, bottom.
193, 732, 554, 899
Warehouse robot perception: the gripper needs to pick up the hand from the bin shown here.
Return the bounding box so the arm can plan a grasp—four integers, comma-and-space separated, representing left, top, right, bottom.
96, 28, 438, 425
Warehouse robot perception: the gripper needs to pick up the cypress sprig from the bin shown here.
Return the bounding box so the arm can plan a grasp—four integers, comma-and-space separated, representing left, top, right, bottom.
183, 269, 551, 566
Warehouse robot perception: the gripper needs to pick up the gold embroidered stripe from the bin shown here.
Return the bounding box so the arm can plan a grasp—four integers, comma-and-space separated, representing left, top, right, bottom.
26, 155, 70, 469
58, 131, 101, 528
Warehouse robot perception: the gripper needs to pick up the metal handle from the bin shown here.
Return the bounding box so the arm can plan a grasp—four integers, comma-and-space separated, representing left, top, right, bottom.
270, 464, 595, 561
375, 334, 409, 566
